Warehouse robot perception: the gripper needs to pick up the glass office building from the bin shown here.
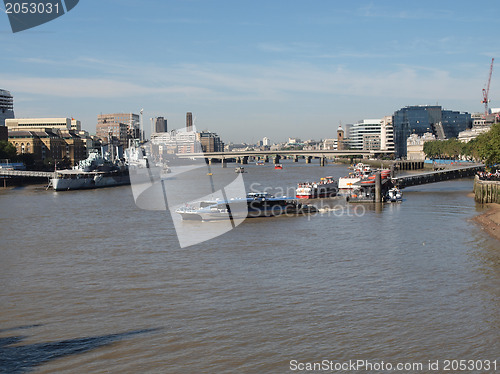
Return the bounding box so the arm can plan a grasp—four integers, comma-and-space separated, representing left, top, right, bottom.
0, 89, 14, 126
392, 106, 471, 157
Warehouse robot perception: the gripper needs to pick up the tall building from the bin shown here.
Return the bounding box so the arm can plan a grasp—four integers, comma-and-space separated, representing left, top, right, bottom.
380, 116, 394, 152
0, 89, 14, 126
0, 89, 14, 141
96, 113, 139, 146
198, 131, 224, 152
186, 112, 193, 131
151, 116, 167, 133
348, 119, 383, 150
392, 106, 471, 158
262, 137, 271, 146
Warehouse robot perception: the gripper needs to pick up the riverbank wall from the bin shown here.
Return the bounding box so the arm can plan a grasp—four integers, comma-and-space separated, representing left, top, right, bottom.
473, 176, 500, 204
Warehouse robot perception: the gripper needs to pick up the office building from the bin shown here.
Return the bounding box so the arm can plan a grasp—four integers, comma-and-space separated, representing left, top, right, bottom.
151, 129, 202, 154
348, 119, 383, 150
380, 116, 394, 152
96, 113, 139, 146
186, 112, 193, 131
198, 131, 224, 152
0, 89, 14, 141
392, 106, 471, 158
6, 117, 73, 132
152, 116, 167, 133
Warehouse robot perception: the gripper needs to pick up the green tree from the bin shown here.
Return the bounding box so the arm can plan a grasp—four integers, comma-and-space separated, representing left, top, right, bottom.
0, 140, 17, 160
474, 123, 500, 166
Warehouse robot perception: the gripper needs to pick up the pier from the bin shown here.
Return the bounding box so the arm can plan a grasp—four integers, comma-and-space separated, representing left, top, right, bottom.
0, 169, 54, 187
394, 160, 425, 171
0, 169, 54, 178
473, 175, 500, 204
392, 164, 484, 189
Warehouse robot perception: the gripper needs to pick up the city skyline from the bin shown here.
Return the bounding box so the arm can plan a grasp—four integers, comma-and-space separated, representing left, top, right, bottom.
1, 1, 499, 143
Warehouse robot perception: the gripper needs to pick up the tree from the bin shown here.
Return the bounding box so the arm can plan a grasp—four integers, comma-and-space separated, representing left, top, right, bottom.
474, 123, 500, 166
0, 140, 17, 160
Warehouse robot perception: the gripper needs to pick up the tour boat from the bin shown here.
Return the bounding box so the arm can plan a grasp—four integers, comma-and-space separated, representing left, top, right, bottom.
274, 164, 283, 170
296, 176, 338, 199
175, 192, 317, 221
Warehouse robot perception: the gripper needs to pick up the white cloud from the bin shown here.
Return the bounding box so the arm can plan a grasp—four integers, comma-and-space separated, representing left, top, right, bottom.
2, 61, 483, 107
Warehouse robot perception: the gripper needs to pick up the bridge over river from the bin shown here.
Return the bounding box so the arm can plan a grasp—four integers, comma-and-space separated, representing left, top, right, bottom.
177, 149, 393, 165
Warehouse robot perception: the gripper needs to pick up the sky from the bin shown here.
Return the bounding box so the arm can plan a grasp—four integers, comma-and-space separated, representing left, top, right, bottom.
1, 0, 499, 143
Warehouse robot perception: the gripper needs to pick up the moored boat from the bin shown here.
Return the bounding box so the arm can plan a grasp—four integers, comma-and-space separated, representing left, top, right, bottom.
386, 187, 403, 202
175, 192, 317, 221
51, 150, 129, 191
296, 176, 338, 199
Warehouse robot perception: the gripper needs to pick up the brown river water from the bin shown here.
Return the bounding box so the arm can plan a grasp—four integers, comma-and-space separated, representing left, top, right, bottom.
0, 161, 498, 373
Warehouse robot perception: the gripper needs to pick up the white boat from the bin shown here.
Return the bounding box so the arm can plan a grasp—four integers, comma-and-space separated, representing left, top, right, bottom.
296, 176, 338, 199
386, 187, 403, 202
175, 192, 317, 221
338, 165, 390, 196
338, 175, 362, 195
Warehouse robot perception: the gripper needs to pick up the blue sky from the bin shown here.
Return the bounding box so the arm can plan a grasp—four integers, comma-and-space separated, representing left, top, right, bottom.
1, 0, 499, 143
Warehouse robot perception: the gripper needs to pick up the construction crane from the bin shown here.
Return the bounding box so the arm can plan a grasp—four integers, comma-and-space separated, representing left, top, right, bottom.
481, 58, 494, 116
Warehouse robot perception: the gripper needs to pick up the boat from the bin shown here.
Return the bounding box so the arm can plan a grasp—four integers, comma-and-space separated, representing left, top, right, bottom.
175, 192, 317, 221
274, 164, 283, 170
235, 166, 245, 173
296, 176, 338, 199
338, 166, 391, 195
51, 150, 129, 191
256, 160, 265, 165
349, 162, 372, 174
345, 187, 376, 203
338, 174, 362, 195
386, 187, 403, 202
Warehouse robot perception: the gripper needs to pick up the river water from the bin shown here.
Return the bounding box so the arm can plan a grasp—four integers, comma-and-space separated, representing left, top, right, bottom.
0, 161, 498, 373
